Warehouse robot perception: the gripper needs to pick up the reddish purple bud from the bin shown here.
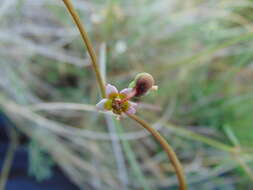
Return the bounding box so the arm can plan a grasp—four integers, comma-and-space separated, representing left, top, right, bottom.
130, 73, 156, 97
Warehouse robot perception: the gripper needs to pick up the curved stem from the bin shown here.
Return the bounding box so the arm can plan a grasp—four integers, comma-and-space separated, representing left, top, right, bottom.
62, 0, 106, 98
127, 113, 187, 190
62, 1, 187, 189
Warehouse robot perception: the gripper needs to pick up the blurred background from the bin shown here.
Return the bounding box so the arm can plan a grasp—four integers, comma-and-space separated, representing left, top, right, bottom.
0, 0, 253, 189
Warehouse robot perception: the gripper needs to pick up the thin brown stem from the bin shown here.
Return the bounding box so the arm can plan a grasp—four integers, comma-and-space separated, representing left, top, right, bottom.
127, 113, 187, 190
62, 0, 106, 98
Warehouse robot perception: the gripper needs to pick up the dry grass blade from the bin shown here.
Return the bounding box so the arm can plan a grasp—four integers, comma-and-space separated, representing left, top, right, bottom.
0, 128, 18, 190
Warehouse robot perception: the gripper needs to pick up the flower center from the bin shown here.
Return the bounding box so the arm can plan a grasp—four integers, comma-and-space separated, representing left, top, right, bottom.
112, 98, 121, 111
111, 98, 129, 114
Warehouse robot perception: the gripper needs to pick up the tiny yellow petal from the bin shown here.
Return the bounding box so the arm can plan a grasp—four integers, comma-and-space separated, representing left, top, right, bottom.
104, 99, 112, 110
121, 101, 130, 112
119, 93, 127, 99
109, 93, 119, 99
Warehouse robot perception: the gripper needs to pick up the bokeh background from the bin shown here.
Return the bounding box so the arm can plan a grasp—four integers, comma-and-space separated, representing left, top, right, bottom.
1, 0, 253, 189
